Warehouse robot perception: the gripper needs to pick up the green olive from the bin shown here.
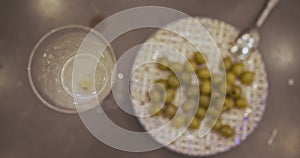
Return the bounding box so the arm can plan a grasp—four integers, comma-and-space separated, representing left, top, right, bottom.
196, 107, 207, 119
180, 72, 191, 85
167, 75, 180, 88
218, 81, 232, 95
197, 67, 211, 80
223, 97, 234, 111
211, 94, 224, 107
199, 95, 210, 108
164, 104, 177, 119
170, 62, 184, 73
155, 79, 168, 88
150, 104, 163, 116
226, 83, 233, 95
231, 85, 242, 99
172, 114, 186, 128
165, 88, 175, 104
222, 57, 233, 71
149, 89, 162, 103
212, 74, 223, 85
226, 72, 236, 84
193, 52, 206, 65
188, 118, 200, 129
207, 108, 219, 118
200, 80, 211, 95
217, 81, 226, 93
220, 125, 235, 138
182, 100, 196, 113
241, 71, 255, 85
186, 86, 199, 98
157, 57, 169, 70
185, 60, 198, 73
232, 62, 244, 77
235, 97, 248, 108
212, 119, 223, 131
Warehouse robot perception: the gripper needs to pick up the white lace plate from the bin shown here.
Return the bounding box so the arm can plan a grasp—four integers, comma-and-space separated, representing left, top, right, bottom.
130, 17, 268, 156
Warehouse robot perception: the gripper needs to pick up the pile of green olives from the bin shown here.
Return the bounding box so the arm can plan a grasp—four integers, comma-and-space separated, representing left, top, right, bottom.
149, 52, 255, 138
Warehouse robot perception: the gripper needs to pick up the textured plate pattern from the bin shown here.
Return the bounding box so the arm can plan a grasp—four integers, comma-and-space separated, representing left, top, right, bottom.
130, 17, 268, 156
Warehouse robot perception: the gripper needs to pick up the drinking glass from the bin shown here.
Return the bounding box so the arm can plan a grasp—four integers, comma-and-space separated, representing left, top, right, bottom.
28, 25, 116, 113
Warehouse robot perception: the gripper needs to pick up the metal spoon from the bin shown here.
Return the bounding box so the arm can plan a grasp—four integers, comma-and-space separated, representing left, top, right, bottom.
230, 0, 280, 60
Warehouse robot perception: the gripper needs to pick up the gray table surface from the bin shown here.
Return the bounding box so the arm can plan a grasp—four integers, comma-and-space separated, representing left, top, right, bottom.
1, 0, 300, 157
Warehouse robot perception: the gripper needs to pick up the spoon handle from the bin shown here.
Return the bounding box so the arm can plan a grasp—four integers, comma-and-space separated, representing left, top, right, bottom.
255, 0, 280, 28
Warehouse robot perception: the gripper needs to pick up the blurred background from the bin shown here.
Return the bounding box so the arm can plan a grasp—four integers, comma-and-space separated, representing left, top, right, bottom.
0, 0, 299, 157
